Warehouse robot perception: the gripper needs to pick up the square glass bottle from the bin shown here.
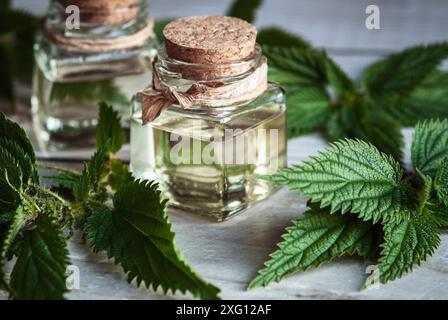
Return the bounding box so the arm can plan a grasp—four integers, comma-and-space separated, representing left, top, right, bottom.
130, 16, 287, 221
32, 0, 157, 151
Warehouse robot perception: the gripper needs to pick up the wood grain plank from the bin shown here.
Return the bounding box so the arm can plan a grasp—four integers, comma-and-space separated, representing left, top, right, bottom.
12, 0, 448, 51
1, 129, 444, 300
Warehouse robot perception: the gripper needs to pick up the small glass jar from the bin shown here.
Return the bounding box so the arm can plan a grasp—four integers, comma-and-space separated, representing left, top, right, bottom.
32, 0, 157, 151
130, 17, 287, 221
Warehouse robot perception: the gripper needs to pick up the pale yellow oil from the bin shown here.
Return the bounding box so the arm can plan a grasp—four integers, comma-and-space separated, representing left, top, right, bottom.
32, 67, 152, 150
131, 104, 286, 221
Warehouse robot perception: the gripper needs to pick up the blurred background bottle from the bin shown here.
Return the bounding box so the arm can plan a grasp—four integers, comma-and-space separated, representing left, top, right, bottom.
32, 0, 157, 152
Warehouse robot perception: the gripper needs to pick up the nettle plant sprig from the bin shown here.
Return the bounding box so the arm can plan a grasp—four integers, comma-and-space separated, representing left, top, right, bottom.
260, 40, 448, 161
224, 1, 448, 163
249, 120, 448, 288
224, 0, 448, 288
0, 104, 219, 300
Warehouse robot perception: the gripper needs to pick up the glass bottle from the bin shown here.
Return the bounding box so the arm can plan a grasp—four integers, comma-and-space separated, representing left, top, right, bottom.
32, 0, 157, 151
130, 16, 287, 221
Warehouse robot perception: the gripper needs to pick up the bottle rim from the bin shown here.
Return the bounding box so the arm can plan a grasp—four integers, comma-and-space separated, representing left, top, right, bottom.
46, 0, 150, 38
155, 44, 265, 85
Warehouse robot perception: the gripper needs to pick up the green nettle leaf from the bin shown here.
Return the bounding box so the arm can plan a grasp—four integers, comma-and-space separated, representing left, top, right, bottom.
87, 144, 108, 188
73, 170, 90, 202
85, 180, 220, 300
381, 71, 448, 127
263, 46, 327, 87
1, 206, 28, 260
0, 240, 7, 291
249, 208, 374, 288
10, 214, 69, 300
361, 43, 448, 99
419, 70, 448, 89
417, 173, 433, 214
326, 105, 362, 141
0, 106, 220, 300
108, 158, 132, 191
435, 157, 448, 207
325, 107, 357, 141
0, 204, 18, 291
226, 0, 263, 23
49, 80, 129, 106
0, 149, 23, 212
358, 109, 404, 161
0, 113, 35, 162
324, 57, 356, 96
257, 27, 311, 48
267, 66, 305, 88
375, 212, 440, 285
74, 144, 109, 200
411, 119, 448, 178
286, 87, 331, 137
428, 205, 448, 228
0, 138, 36, 184
265, 139, 412, 223
46, 171, 80, 190
254, 117, 448, 289
96, 103, 125, 153
263, 45, 331, 139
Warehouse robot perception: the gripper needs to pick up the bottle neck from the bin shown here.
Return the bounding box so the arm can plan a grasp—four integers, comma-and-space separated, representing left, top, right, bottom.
46, 0, 150, 40
156, 45, 265, 86
139, 45, 268, 124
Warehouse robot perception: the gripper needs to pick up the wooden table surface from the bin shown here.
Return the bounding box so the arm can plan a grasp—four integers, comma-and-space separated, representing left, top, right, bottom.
2, 0, 448, 300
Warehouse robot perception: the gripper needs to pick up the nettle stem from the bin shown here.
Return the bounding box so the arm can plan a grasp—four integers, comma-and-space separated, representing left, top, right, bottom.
20, 192, 41, 214
33, 184, 70, 206
37, 163, 81, 175
85, 198, 113, 211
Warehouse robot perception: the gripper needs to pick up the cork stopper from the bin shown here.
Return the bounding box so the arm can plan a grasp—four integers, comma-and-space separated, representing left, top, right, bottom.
56, 0, 141, 25
163, 16, 257, 65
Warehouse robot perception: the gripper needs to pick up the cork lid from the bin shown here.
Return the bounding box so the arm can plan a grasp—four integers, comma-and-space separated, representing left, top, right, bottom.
163, 16, 257, 64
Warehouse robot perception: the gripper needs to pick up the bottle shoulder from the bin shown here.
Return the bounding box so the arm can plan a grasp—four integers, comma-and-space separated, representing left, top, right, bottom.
132, 81, 286, 131
134, 81, 285, 109
266, 82, 286, 96
34, 33, 157, 82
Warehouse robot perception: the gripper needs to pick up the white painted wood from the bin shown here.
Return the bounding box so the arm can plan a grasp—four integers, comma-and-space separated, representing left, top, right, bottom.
13, 0, 448, 51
